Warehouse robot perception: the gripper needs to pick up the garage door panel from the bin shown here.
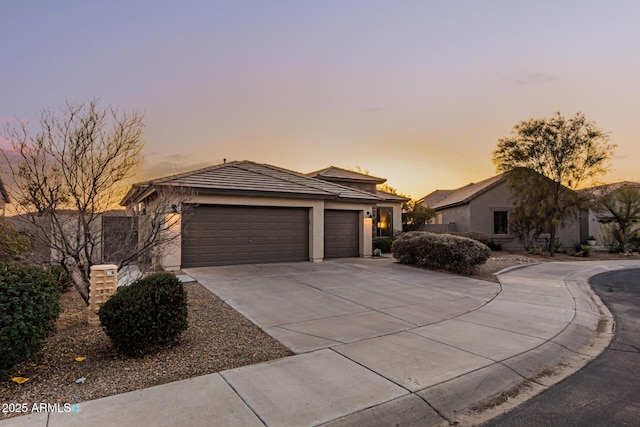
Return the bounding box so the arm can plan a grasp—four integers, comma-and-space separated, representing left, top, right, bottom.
324, 210, 359, 258
182, 205, 309, 267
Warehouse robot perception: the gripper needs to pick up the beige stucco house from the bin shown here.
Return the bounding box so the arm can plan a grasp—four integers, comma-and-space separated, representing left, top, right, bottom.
121, 161, 406, 270
418, 172, 582, 250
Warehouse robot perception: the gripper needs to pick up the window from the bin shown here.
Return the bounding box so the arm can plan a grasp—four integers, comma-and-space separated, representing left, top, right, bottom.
493, 211, 509, 235
376, 207, 393, 237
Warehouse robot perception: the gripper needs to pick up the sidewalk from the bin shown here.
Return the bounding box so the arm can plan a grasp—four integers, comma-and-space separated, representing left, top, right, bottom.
2, 260, 638, 427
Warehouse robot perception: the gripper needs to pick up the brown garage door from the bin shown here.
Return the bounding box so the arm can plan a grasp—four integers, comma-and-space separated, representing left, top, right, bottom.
181, 205, 309, 267
324, 210, 359, 258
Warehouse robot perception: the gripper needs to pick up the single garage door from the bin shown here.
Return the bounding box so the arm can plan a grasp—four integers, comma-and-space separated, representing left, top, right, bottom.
181, 205, 309, 267
324, 210, 359, 258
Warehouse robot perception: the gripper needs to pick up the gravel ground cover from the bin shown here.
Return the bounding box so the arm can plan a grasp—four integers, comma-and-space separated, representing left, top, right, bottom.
1, 281, 292, 419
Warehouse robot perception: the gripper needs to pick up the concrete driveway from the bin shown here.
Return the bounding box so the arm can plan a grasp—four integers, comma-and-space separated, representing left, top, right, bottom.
7, 258, 638, 427
185, 257, 501, 353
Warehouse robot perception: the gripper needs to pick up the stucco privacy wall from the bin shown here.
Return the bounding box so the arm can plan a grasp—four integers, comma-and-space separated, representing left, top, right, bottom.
159, 195, 375, 270
437, 204, 469, 229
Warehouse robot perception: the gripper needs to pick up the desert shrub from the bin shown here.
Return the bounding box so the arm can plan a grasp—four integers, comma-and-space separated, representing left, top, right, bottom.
572, 243, 592, 258
99, 273, 188, 357
47, 264, 72, 293
553, 240, 567, 254
0, 262, 61, 374
630, 231, 640, 253
373, 237, 394, 253
0, 220, 30, 262
392, 231, 491, 275
487, 239, 502, 251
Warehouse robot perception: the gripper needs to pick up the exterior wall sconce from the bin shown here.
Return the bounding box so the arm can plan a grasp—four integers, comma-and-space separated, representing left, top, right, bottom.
364, 211, 373, 227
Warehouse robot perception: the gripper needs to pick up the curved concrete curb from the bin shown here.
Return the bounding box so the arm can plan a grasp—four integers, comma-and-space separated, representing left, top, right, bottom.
453, 261, 628, 426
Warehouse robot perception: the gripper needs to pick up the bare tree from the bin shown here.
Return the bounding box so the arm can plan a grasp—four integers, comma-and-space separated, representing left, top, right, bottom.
104, 186, 194, 269
1, 100, 189, 303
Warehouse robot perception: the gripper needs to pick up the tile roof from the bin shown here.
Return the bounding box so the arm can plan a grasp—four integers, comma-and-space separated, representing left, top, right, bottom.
583, 181, 640, 196
422, 174, 508, 210
307, 166, 386, 184
122, 161, 383, 205
418, 189, 455, 207
375, 190, 410, 202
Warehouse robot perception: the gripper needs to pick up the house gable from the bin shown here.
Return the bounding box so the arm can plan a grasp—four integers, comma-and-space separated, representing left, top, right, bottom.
419, 170, 582, 249
121, 161, 405, 269
307, 166, 386, 195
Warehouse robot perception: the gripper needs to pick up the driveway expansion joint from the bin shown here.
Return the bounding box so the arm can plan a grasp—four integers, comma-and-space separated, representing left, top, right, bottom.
11, 259, 633, 427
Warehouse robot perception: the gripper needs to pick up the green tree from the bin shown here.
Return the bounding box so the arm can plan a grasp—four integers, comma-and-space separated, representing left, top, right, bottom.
493, 112, 615, 256
598, 186, 640, 253
506, 169, 549, 250
403, 200, 436, 231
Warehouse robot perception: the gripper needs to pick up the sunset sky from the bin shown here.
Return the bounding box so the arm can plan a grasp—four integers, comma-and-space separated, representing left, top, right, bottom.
2, 1, 639, 200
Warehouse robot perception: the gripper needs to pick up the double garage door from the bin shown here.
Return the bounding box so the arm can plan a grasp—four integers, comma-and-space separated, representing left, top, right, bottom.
181, 205, 360, 268
182, 205, 309, 268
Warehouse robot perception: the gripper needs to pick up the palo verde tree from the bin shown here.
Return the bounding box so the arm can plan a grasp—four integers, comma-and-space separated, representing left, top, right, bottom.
598, 185, 640, 253
504, 169, 553, 251
493, 112, 616, 256
1, 100, 188, 303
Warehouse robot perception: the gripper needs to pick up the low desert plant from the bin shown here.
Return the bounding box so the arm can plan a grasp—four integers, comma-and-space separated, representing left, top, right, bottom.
630, 232, 640, 252
0, 262, 61, 374
392, 231, 491, 275
373, 237, 394, 253
572, 243, 592, 257
99, 273, 188, 357
487, 239, 503, 251
47, 264, 72, 293
553, 239, 567, 254
0, 220, 30, 262
531, 245, 544, 255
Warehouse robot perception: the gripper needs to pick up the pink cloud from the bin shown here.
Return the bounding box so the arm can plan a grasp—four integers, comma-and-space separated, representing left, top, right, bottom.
0, 116, 28, 125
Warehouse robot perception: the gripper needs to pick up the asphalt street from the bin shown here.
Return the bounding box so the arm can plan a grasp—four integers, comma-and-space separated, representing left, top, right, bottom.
484, 267, 640, 427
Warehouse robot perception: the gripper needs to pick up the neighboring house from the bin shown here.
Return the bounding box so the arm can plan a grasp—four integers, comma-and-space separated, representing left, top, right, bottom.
307, 166, 408, 239
121, 161, 407, 270
0, 176, 9, 217
582, 181, 640, 245
417, 172, 582, 250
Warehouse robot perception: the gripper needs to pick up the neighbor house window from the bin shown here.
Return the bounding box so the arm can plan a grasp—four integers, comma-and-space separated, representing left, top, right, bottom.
493, 211, 509, 234
377, 207, 393, 237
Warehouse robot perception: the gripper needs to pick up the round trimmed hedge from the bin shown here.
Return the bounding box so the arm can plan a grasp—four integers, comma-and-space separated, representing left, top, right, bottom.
99, 272, 188, 357
392, 231, 491, 275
